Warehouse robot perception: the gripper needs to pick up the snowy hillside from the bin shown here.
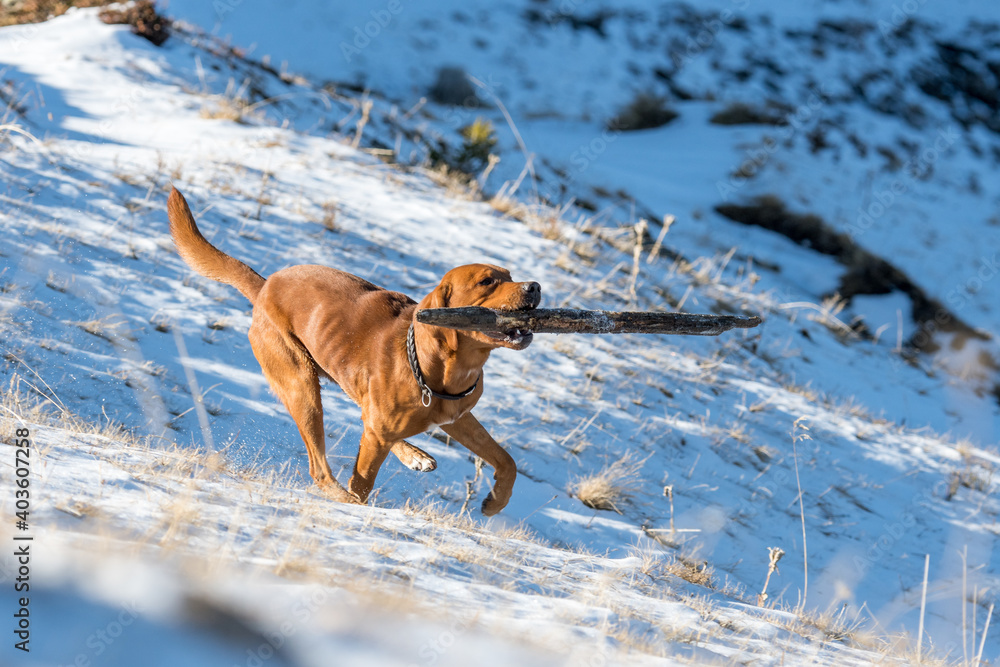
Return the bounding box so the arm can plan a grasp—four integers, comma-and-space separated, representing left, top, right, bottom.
0, 2, 998, 665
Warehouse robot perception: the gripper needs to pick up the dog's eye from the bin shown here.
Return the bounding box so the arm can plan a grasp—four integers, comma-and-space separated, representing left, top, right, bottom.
478, 277, 496, 287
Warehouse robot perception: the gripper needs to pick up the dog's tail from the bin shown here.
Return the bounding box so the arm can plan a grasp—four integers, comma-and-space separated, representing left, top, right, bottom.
167, 187, 265, 305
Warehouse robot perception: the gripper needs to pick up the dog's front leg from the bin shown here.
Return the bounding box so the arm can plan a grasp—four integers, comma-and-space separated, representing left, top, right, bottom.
441, 414, 516, 516
349, 428, 394, 503
391, 441, 437, 472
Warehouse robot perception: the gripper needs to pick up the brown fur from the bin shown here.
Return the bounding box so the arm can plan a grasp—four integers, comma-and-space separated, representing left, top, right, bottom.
167, 187, 540, 515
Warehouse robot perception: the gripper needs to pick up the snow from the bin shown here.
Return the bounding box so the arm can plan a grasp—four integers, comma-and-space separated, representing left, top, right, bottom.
0, 2, 998, 665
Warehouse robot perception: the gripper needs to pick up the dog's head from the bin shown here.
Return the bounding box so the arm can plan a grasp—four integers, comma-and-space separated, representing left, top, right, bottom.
421, 264, 541, 350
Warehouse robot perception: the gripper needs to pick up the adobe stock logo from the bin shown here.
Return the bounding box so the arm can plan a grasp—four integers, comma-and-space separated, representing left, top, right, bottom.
340, 1, 405, 62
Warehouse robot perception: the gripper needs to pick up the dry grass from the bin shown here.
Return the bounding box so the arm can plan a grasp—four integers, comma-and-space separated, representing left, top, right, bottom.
569, 452, 645, 513
200, 97, 250, 123
0, 373, 137, 445
318, 200, 338, 231
944, 464, 994, 500
2, 373, 969, 665
490, 196, 565, 241
665, 553, 714, 588
829, 394, 876, 421
715, 418, 752, 447
402, 498, 543, 544
0, 375, 56, 441
199, 79, 274, 125
806, 293, 858, 339
625, 538, 959, 662
199, 92, 261, 123
0, 0, 115, 28
69, 314, 136, 345
777, 603, 960, 664
783, 381, 821, 403
425, 163, 479, 199
402, 498, 483, 531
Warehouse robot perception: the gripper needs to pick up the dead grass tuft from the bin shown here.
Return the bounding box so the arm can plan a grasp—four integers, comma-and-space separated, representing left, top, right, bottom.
570, 452, 645, 513
319, 200, 338, 231
69, 315, 136, 345
198, 79, 276, 125
665, 554, 714, 587
944, 464, 994, 500
200, 96, 252, 123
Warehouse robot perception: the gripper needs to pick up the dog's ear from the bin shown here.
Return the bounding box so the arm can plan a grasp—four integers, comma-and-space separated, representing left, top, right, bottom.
426, 280, 451, 309
424, 279, 458, 348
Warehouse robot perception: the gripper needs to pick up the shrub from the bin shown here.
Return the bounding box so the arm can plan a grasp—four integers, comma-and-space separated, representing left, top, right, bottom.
607, 93, 678, 132
99, 0, 170, 47
709, 102, 785, 126
429, 66, 482, 107
455, 117, 498, 173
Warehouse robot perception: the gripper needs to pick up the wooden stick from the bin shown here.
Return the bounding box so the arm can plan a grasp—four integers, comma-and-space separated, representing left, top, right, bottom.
416, 307, 762, 336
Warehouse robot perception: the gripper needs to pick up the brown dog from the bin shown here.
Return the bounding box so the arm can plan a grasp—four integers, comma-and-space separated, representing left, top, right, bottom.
167, 188, 540, 515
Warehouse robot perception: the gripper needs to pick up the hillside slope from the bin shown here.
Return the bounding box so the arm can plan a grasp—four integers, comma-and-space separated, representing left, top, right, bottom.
0, 4, 997, 665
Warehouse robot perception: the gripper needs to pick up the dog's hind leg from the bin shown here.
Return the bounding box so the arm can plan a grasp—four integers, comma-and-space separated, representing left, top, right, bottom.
249, 320, 357, 504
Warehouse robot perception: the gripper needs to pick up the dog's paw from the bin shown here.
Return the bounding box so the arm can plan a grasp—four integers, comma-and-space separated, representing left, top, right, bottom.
317, 480, 361, 504
393, 441, 437, 473
407, 450, 437, 472
481, 493, 504, 517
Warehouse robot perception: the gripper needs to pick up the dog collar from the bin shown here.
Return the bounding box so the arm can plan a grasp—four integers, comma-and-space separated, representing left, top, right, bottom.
407, 322, 479, 407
